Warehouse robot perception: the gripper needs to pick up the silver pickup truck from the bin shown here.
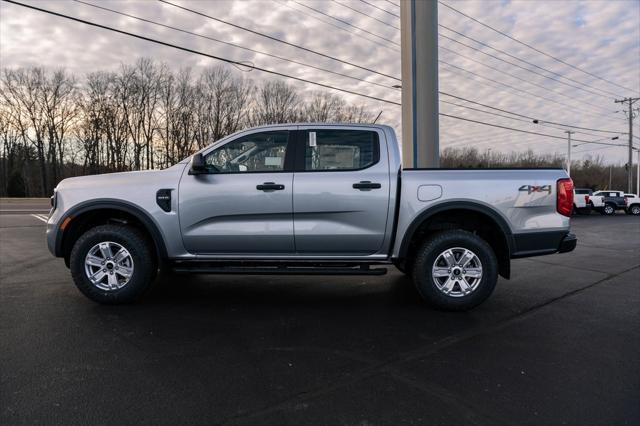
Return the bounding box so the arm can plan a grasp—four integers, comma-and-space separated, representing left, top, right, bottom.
46, 124, 576, 310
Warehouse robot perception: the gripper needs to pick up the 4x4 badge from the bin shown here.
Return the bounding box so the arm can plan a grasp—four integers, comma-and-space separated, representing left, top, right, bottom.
519, 184, 552, 194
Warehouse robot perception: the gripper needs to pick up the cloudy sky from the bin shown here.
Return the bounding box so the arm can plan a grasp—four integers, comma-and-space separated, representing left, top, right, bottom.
1, 0, 639, 163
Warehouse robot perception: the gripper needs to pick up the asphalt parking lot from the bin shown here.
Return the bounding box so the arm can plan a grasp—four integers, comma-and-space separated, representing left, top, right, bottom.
1, 199, 639, 425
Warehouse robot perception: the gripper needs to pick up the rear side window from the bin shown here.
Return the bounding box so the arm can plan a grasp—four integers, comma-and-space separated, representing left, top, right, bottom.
575, 189, 590, 195
304, 130, 379, 171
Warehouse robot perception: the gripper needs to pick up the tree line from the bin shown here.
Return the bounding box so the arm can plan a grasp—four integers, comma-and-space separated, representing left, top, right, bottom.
0, 59, 375, 197
0, 59, 634, 197
441, 146, 636, 192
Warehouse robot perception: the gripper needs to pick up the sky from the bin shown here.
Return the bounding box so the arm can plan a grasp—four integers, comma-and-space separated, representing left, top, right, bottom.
1, 0, 639, 164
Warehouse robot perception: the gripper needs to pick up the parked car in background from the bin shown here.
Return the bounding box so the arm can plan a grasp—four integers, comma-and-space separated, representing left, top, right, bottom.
592, 190, 626, 215
573, 188, 596, 215
625, 194, 640, 215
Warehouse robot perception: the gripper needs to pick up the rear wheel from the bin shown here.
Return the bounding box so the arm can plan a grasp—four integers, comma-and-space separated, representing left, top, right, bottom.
412, 230, 498, 311
70, 224, 156, 304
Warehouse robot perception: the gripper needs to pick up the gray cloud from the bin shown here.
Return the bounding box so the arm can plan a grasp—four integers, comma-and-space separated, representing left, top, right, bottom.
0, 0, 638, 163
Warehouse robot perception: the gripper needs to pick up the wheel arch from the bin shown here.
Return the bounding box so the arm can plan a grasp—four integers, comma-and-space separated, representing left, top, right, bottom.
55, 200, 168, 266
397, 201, 514, 279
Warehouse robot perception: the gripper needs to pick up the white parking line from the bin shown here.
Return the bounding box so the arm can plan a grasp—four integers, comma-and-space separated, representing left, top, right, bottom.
31, 214, 48, 223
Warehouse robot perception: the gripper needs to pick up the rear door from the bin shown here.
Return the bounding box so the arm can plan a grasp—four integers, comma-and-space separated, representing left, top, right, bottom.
179, 128, 295, 254
292, 127, 390, 255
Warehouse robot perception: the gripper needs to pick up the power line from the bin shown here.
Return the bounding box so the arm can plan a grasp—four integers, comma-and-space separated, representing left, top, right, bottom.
439, 24, 623, 98
439, 92, 626, 134
383, 0, 400, 9
441, 99, 627, 141
331, 0, 399, 30
438, 32, 614, 100
158, 0, 401, 81
440, 99, 532, 124
54, 1, 632, 137
74, 0, 398, 92
274, 0, 399, 52
3, 0, 402, 106
439, 1, 637, 95
439, 45, 613, 113
290, 0, 399, 46
438, 113, 624, 144
359, 0, 399, 19
440, 60, 616, 121
6, 0, 629, 150
267, 2, 618, 120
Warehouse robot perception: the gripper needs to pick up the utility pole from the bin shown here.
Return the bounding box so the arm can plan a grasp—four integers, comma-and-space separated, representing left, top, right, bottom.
634, 147, 640, 194
400, 0, 439, 168
614, 97, 639, 193
565, 130, 574, 177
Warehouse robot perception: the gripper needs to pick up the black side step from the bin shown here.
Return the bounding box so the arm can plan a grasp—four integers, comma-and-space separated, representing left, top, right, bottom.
172, 265, 387, 276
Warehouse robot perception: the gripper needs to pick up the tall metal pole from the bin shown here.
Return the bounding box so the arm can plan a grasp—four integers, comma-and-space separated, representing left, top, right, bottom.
614, 97, 639, 193
401, 0, 439, 168
565, 130, 574, 177
636, 148, 639, 195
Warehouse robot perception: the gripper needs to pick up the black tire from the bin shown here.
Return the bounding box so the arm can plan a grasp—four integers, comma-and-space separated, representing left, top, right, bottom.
412, 230, 498, 311
601, 203, 616, 215
628, 204, 640, 216
70, 224, 156, 304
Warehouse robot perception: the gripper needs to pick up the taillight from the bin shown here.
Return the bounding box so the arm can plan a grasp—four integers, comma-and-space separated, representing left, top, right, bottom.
557, 178, 574, 216
585, 195, 589, 204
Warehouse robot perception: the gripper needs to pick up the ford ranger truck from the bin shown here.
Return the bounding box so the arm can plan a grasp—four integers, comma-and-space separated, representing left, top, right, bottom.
46, 124, 577, 310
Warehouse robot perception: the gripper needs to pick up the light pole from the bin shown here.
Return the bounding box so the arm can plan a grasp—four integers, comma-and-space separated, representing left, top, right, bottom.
400, 0, 439, 168
565, 131, 574, 177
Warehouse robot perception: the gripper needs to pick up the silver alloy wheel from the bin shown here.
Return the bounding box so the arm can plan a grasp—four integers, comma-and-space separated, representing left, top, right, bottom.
604, 205, 614, 214
631, 205, 640, 215
84, 241, 134, 291
432, 247, 483, 298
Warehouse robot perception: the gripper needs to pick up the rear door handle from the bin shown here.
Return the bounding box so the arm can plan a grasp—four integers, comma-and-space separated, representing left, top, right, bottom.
353, 181, 382, 190
257, 182, 285, 191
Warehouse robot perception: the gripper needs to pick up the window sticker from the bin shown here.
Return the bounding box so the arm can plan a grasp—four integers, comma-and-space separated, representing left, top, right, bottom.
309, 131, 317, 147
264, 156, 282, 166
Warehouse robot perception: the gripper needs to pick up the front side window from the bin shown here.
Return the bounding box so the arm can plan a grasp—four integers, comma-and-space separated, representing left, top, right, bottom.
304, 130, 378, 171
204, 131, 289, 173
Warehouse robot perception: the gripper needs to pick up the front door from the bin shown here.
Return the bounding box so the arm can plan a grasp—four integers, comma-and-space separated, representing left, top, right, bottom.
292, 127, 391, 255
179, 129, 295, 254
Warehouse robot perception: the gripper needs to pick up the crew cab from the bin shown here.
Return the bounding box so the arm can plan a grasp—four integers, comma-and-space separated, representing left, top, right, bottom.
592, 190, 626, 215
46, 124, 576, 310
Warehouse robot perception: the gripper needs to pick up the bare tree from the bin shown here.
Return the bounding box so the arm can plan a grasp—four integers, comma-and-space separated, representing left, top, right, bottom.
250, 80, 301, 125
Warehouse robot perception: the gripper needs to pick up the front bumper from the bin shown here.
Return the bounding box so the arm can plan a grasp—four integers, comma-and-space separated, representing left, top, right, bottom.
558, 232, 577, 253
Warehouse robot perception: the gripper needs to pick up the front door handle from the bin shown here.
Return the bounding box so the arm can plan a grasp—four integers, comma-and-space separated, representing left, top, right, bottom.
353, 181, 381, 190
257, 182, 285, 191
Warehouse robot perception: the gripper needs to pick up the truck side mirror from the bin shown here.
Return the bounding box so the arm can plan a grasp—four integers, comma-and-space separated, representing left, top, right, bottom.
189, 153, 207, 175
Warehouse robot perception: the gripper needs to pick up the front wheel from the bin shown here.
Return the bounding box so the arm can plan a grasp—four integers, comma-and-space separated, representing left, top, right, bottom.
601, 204, 616, 215
412, 230, 498, 311
70, 224, 156, 304
628, 205, 640, 216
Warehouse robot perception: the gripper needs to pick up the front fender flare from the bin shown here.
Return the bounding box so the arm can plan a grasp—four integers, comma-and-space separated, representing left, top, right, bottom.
54, 199, 168, 260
